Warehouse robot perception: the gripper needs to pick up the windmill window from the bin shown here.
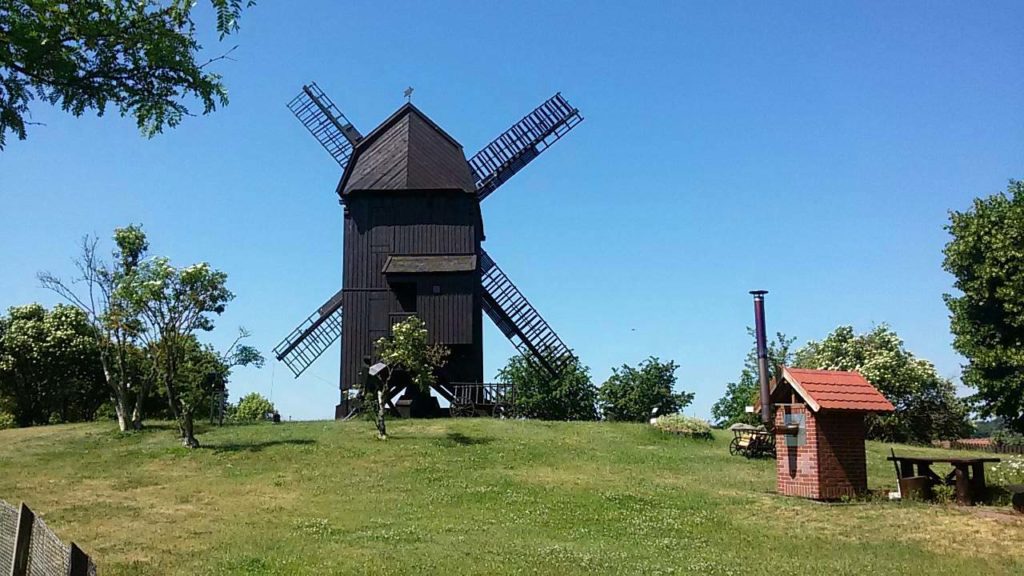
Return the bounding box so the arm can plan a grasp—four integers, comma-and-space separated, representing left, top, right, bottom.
393, 283, 417, 313
433, 285, 441, 294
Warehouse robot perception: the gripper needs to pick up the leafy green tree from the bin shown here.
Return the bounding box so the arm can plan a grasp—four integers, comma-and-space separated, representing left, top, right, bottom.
711, 371, 760, 428
171, 331, 263, 442
122, 255, 238, 447
234, 392, 275, 423
0, 304, 106, 426
598, 357, 693, 421
498, 354, 598, 421
0, 0, 254, 149
711, 331, 795, 427
793, 325, 972, 443
943, 180, 1024, 433
371, 317, 449, 440
40, 225, 154, 431
972, 418, 1006, 439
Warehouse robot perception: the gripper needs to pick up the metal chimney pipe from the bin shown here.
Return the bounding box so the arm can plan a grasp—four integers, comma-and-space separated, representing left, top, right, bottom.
750, 290, 771, 425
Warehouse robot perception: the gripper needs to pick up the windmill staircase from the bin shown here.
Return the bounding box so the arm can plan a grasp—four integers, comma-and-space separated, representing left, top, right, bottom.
273, 290, 344, 377
479, 249, 574, 378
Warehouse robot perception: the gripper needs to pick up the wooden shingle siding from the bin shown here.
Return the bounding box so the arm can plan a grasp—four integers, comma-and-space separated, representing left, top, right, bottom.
413, 275, 475, 344
405, 112, 475, 191
341, 106, 475, 194
340, 291, 370, 391
383, 255, 478, 274
344, 194, 478, 289
344, 115, 411, 192
338, 105, 484, 398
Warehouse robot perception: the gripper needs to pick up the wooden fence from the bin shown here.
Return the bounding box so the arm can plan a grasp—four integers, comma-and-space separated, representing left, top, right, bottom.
939, 440, 1024, 455
0, 501, 95, 576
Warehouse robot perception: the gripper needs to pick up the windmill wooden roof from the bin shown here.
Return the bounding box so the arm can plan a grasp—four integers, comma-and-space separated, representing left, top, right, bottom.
338, 103, 475, 195
782, 367, 895, 413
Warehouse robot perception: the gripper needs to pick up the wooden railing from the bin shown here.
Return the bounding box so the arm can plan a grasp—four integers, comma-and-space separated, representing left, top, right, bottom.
1, 500, 95, 576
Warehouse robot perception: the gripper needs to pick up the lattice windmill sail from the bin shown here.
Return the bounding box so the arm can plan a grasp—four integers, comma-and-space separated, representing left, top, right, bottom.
469, 93, 582, 201
287, 83, 363, 169
273, 290, 343, 377
275, 82, 585, 417
274, 83, 365, 378
479, 249, 574, 377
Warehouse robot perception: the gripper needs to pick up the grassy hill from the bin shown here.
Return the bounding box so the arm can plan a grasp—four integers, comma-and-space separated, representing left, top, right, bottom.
1, 419, 1021, 575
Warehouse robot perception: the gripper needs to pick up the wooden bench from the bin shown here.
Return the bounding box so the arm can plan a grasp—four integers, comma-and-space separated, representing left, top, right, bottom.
888, 454, 1000, 505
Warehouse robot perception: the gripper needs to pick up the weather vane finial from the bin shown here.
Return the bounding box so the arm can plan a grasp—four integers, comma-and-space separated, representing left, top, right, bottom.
403, 86, 414, 103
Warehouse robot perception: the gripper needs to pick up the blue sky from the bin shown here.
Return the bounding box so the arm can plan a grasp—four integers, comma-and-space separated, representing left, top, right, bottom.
1, 1, 1021, 421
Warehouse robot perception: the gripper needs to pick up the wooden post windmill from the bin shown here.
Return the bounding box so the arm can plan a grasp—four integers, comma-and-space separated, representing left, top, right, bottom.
273, 83, 584, 418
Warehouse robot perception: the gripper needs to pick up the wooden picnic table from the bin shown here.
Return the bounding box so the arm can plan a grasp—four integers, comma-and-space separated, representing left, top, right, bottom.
887, 455, 1001, 505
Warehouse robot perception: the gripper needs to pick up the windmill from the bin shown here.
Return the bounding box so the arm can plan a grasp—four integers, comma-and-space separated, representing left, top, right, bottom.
274, 83, 584, 418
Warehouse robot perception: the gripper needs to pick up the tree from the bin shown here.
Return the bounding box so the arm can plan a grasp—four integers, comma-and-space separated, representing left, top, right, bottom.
793, 325, 972, 443
122, 255, 238, 447
371, 316, 449, 440
234, 392, 274, 423
711, 331, 795, 427
0, 0, 254, 149
711, 370, 759, 428
0, 303, 106, 426
598, 357, 693, 421
943, 180, 1024, 433
39, 226, 153, 431
498, 354, 598, 421
171, 331, 263, 441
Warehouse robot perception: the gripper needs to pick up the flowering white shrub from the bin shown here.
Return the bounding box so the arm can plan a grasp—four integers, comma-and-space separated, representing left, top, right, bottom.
653, 414, 712, 439
989, 456, 1024, 486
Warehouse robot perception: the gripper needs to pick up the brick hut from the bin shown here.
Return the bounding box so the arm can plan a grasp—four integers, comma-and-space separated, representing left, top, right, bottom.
769, 367, 895, 500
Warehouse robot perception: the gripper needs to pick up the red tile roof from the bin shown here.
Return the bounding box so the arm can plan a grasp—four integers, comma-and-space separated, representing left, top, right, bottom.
783, 367, 895, 413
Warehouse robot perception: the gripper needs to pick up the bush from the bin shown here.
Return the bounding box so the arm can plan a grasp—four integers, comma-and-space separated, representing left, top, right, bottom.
993, 430, 1024, 447
653, 414, 712, 439
989, 456, 1024, 486
233, 393, 275, 423
499, 354, 598, 421
599, 357, 693, 422
932, 483, 956, 505
93, 401, 118, 422
0, 411, 16, 430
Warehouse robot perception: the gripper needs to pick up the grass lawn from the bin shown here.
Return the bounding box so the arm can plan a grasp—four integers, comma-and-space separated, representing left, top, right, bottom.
1, 418, 1022, 575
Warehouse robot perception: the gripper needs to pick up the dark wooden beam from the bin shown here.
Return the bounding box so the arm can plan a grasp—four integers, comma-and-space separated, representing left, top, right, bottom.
10, 503, 35, 576
67, 543, 90, 576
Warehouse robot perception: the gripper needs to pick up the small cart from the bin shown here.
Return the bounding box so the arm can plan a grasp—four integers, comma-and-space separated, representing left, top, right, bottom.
728, 423, 776, 459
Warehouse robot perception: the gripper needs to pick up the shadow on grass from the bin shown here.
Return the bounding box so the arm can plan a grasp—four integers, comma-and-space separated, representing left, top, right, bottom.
204, 439, 316, 454
437, 432, 493, 447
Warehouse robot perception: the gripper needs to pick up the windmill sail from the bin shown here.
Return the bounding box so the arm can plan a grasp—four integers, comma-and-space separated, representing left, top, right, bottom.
288, 83, 364, 170
274, 290, 344, 378
468, 93, 583, 201
479, 249, 575, 378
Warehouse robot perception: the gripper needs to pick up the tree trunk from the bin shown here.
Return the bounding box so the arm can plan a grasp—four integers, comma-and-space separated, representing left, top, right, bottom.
114, 399, 129, 432
180, 410, 199, 448
100, 358, 130, 433
376, 388, 387, 440
130, 380, 151, 430
131, 406, 143, 430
